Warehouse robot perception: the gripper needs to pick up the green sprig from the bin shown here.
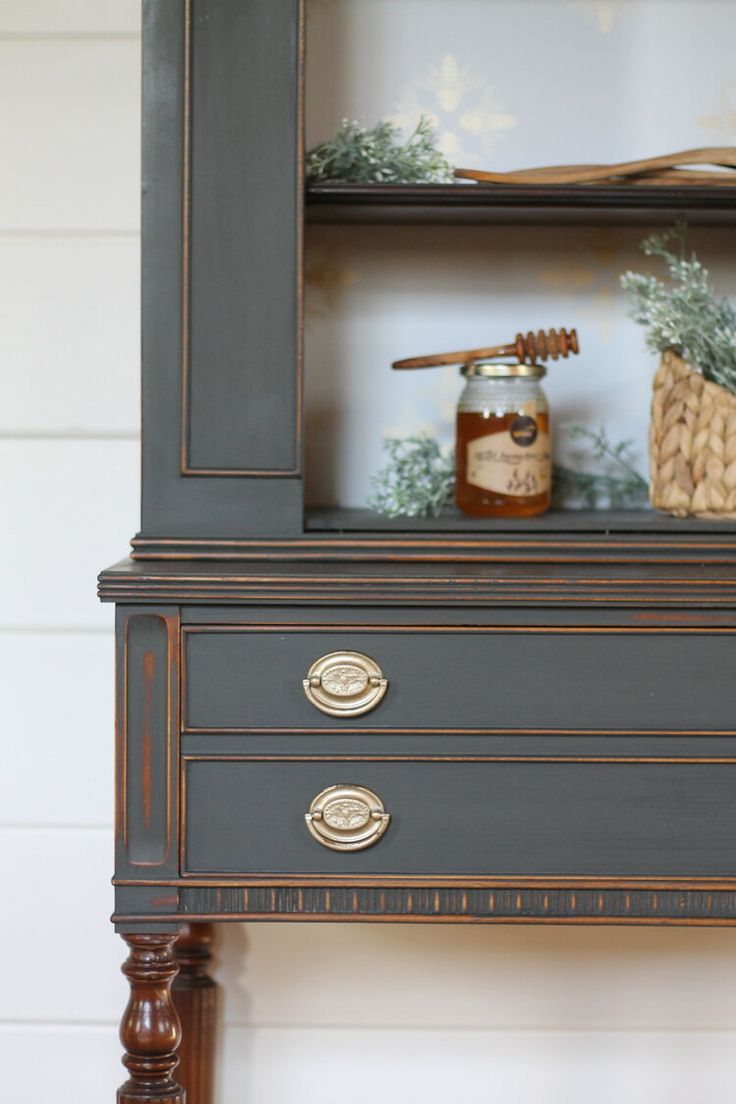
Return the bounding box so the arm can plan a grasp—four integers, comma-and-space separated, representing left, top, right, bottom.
553, 426, 649, 509
368, 427, 648, 517
367, 436, 454, 518
305, 116, 454, 185
621, 224, 736, 396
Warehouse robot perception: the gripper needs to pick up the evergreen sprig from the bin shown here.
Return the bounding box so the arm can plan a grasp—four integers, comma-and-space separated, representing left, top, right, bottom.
553, 426, 649, 509
367, 436, 454, 518
621, 224, 736, 396
305, 116, 453, 185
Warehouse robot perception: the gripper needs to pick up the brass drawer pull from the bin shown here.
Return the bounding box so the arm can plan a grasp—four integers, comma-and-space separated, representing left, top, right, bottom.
303, 651, 388, 717
305, 785, 391, 851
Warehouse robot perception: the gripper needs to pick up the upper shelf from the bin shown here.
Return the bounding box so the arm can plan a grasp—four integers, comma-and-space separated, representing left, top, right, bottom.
306, 183, 736, 227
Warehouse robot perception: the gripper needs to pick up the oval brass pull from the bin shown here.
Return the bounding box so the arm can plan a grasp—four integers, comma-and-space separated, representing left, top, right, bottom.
305, 785, 390, 851
303, 651, 388, 717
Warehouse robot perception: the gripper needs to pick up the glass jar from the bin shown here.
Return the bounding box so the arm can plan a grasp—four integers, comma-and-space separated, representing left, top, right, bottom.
455, 362, 551, 517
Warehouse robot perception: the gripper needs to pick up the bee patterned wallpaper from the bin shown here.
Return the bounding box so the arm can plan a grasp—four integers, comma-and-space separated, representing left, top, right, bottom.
304, 0, 736, 508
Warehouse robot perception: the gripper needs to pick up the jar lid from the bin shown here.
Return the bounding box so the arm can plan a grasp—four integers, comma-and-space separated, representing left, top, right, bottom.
461, 361, 546, 379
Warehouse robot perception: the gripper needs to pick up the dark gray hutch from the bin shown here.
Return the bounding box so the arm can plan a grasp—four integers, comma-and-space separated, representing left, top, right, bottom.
99, 3, 736, 1101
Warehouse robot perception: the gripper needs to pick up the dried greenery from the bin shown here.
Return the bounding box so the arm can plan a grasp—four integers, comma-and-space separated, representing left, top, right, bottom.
305, 115, 454, 185
621, 224, 736, 396
368, 428, 647, 517
367, 436, 454, 518
553, 426, 649, 510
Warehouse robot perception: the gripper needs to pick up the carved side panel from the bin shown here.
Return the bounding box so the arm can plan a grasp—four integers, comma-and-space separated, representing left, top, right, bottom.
116, 607, 180, 879
187, 0, 302, 475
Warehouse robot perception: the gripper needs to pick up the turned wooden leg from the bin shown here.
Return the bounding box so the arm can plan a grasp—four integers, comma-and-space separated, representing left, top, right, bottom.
172, 923, 219, 1104
118, 933, 185, 1104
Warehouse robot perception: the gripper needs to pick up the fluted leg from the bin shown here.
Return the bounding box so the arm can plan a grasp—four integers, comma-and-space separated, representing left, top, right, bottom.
117, 933, 185, 1104
172, 924, 218, 1104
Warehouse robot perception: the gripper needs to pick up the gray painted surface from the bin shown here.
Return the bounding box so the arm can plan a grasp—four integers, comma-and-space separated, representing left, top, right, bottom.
183, 759, 736, 876
180, 733, 736, 758
140, 0, 303, 538
184, 629, 736, 731
188, 0, 299, 472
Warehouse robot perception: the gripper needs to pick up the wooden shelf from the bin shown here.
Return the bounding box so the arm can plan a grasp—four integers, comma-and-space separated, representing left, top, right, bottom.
305, 506, 736, 533
130, 509, 736, 561
306, 183, 736, 226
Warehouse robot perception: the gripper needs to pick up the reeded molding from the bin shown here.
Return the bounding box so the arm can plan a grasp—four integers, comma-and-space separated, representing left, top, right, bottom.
111, 883, 736, 925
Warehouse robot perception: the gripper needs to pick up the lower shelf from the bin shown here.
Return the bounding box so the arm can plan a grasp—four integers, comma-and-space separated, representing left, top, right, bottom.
304, 506, 736, 533
127, 507, 736, 563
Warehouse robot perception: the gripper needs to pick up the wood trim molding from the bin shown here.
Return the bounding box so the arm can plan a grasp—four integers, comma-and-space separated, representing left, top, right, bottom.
113, 883, 736, 925
99, 564, 736, 607
130, 531, 736, 564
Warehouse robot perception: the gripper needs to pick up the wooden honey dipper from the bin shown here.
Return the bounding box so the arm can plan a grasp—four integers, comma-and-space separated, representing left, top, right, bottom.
392, 327, 579, 370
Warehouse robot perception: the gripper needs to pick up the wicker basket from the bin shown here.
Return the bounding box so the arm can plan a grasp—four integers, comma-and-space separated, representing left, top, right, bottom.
649, 349, 736, 518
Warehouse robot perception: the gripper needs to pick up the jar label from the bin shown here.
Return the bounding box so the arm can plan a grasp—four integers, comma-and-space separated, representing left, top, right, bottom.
466, 420, 550, 496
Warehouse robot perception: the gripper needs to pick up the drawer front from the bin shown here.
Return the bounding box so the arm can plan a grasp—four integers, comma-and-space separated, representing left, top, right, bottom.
183, 627, 736, 732
182, 759, 736, 876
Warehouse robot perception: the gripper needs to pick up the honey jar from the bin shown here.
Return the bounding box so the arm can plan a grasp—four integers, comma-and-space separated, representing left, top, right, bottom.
455, 361, 551, 517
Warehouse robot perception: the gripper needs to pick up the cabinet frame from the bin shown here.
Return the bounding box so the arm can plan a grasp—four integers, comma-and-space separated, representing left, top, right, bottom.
141, 0, 304, 541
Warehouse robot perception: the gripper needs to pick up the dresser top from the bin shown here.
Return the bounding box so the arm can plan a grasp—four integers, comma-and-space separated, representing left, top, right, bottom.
98, 556, 736, 609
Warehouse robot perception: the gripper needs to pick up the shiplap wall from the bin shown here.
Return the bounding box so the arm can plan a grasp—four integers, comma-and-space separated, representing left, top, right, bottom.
2, 2, 736, 1102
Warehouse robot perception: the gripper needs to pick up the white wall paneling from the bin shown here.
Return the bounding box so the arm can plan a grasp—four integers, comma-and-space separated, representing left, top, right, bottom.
0, 1027, 121, 1103
0, 235, 140, 433
0, 2, 140, 37
218, 922, 736, 1032
0, 828, 125, 1022
0, 3, 140, 1100
0, 39, 140, 231
0, 439, 139, 629
218, 1026, 736, 1104
0, 632, 113, 827
3, 1023, 734, 1104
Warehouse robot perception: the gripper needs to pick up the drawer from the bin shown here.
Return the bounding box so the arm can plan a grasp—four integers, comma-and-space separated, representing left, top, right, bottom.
182, 759, 736, 876
182, 626, 736, 732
